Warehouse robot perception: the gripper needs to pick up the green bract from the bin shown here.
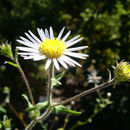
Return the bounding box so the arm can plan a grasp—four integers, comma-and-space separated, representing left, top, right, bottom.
114, 61, 130, 82
0, 43, 13, 59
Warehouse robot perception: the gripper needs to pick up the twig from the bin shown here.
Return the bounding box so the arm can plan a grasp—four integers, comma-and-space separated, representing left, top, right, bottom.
15, 60, 36, 118
7, 102, 27, 127
53, 78, 116, 107
25, 77, 116, 130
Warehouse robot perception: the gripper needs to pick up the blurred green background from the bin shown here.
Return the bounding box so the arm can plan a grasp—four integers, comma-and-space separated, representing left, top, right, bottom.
0, 0, 130, 129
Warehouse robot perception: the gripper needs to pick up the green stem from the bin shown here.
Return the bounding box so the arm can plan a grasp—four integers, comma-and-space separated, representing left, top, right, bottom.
94, 82, 104, 103
26, 75, 115, 130
25, 106, 52, 130
25, 63, 54, 130
48, 63, 54, 105
70, 108, 102, 130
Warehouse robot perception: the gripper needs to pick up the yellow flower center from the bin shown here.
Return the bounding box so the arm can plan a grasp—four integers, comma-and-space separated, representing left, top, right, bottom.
39, 38, 67, 58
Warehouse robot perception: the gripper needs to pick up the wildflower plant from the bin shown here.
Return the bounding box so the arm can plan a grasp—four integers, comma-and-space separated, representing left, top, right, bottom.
0, 27, 129, 130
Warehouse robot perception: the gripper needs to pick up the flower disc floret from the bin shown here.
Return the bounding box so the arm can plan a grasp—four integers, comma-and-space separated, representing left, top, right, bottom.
39, 38, 66, 58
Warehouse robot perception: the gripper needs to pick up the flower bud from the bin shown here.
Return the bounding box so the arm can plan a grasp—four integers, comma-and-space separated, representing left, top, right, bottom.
106, 92, 112, 99
114, 61, 130, 82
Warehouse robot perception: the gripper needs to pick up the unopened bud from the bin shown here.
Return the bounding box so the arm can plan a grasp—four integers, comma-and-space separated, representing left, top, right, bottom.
114, 61, 130, 82
106, 92, 112, 99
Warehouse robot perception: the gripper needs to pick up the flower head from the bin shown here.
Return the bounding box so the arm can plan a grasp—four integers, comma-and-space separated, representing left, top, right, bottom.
87, 71, 102, 84
114, 61, 130, 82
16, 27, 88, 70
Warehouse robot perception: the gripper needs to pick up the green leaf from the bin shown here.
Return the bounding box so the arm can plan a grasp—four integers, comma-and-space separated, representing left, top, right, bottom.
3, 87, 10, 103
2, 115, 11, 129
107, 68, 112, 81
52, 72, 65, 87
4, 61, 18, 68
51, 78, 61, 86
22, 94, 40, 119
55, 72, 65, 81
88, 118, 92, 123
52, 105, 81, 115
26, 101, 48, 111
0, 107, 6, 113
3, 87, 10, 94
26, 101, 81, 115
22, 94, 32, 108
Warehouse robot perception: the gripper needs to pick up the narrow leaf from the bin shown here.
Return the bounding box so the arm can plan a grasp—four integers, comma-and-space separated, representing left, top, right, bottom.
55, 72, 65, 81
26, 101, 48, 111
51, 78, 61, 87
22, 94, 32, 107
52, 105, 81, 115
4, 61, 18, 68
0, 107, 6, 113
107, 68, 111, 81
51, 72, 65, 87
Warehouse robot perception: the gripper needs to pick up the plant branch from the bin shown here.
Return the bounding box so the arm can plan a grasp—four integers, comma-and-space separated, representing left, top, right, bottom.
25, 106, 52, 130
25, 63, 54, 130
8, 102, 27, 127
15, 60, 36, 118
48, 63, 54, 105
53, 78, 116, 107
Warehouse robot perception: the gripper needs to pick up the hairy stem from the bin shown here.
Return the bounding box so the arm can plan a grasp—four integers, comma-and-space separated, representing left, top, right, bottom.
15, 60, 36, 118
25, 63, 54, 130
25, 106, 52, 130
47, 63, 54, 105
53, 78, 116, 107
25, 76, 116, 129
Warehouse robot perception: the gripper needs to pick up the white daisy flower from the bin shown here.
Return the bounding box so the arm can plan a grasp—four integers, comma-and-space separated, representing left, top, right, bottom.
16, 27, 88, 70
87, 71, 102, 84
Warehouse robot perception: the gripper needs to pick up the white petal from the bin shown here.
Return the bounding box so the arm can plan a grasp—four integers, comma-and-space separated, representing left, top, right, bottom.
17, 46, 39, 53
37, 28, 46, 41
50, 27, 54, 39
66, 46, 88, 51
58, 58, 68, 69
67, 37, 83, 48
62, 56, 75, 67
65, 35, 80, 44
17, 38, 39, 49
33, 55, 46, 61
64, 52, 88, 59
18, 52, 38, 56
25, 32, 39, 45
28, 30, 42, 43
61, 31, 71, 41
20, 36, 33, 44
64, 56, 81, 67
23, 55, 36, 59
53, 58, 60, 70
40, 28, 46, 41
17, 39, 34, 48
45, 29, 49, 39
75, 53, 89, 57
57, 27, 65, 40
19, 36, 38, 46
45, 59, 52, 70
